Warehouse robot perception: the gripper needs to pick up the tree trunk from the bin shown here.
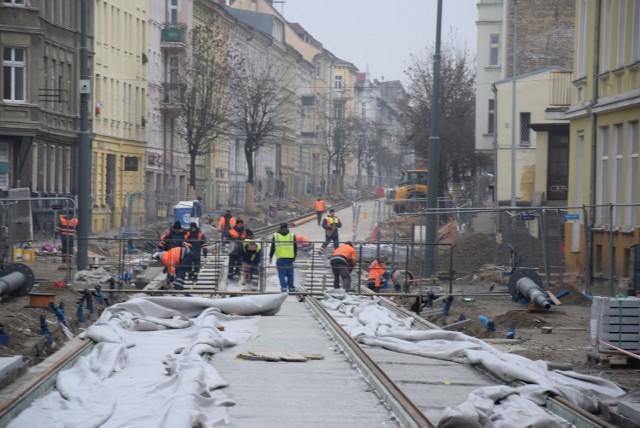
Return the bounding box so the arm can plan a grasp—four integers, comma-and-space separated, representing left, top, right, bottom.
245, 182, 254, 210
244, 145, 254, 209
189, 153, 198, 199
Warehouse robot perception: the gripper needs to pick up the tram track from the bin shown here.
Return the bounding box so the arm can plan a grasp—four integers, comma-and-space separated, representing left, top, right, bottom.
0, 198, 627, 427
296, 260, 619, 427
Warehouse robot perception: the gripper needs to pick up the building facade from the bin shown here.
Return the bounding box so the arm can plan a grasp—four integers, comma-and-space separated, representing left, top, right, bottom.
92, 0, 148, 232
475, 0, 575, 183
0, 0, 88, 233
564, 0, 640, 286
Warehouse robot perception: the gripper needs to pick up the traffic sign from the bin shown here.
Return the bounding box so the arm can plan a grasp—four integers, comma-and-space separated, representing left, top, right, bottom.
564, 214, 580, 220
52, 204, 63, 210
521, 214, 535, 221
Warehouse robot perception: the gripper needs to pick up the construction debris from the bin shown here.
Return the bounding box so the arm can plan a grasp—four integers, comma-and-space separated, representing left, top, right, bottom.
236, 351, 324, 362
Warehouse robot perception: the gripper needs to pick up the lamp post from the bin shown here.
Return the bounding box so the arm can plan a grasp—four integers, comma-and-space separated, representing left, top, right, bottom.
425, 0, 443, 276
77, 0, 91, 270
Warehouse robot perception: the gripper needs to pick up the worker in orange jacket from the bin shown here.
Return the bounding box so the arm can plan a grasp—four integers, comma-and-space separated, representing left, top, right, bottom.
313, 197, 326, 226
55, 213, 78, 263
218, 210, 236, 237
329, 241, 357, 291
367, 257, 386, 293
152, 245, 193, 290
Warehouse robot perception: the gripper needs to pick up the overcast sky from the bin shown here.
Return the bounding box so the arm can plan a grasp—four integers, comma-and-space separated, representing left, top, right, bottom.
277, 0, 478, 84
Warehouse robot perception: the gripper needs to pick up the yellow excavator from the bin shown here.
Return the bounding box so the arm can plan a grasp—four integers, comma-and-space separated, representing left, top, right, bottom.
392, 168, 428, 213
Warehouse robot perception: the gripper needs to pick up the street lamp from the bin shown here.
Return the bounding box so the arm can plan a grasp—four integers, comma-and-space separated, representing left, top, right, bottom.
425, 0, 443, 276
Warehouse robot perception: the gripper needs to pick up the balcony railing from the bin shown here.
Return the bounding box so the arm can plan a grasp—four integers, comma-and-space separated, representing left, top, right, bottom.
549, 71, 572, 106
161, 24, 187, 50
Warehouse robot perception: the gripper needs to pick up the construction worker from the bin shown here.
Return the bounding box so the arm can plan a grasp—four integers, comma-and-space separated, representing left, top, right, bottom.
240, 238, 262, 287
184, 222, 208, 281
190, 196, 203, 225
227, 219, 252, 279
367, 257, 386, 293
320, 209, 342, 252
55, 212, 78, 263
314, 197, 326, 226
159, 221, 187, 251
269, 223, 297, 292
217, 210, 236, 238
152, 245, 193, 290
330, 241, 357, 291
295, 234, 314, 257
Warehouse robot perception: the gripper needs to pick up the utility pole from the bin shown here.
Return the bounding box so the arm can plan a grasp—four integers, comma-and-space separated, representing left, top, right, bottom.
425, 0, 443, 276
510, 0, 518, 207
77, 0, 91, 270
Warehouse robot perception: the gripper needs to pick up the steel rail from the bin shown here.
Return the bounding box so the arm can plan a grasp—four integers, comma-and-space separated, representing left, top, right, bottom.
327, 286, 617, 427
0, 338, 93, 425
301, 288, 434, 427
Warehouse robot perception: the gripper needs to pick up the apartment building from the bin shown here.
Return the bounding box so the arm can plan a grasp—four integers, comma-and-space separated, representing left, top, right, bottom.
475, 0, 574, 184
0, 0, 88, 232
564, 0, 640, 286
92, 0, 148, 232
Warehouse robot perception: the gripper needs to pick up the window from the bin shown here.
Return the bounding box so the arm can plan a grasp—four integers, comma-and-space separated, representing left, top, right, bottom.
577, 0, 588, 77
601, 0, 612, 71
629, 121, 639, 225
0, 141, 9, 189
301, 95, 315, 107
3, 0, 25, 5
612, 124, 623, 223
334, 75, 342, 89
315, 61, 321, 78
617, 0, 627, 68
519, 112, 531, 145
170, 0, 179, 24
633, 0, 640, 62
487, 99, 495, 134
489, 34, 500, 67
334, 104, 342, 119
169, 57, 178, 83
3, 47, 26, 102
597, 126, 610, 224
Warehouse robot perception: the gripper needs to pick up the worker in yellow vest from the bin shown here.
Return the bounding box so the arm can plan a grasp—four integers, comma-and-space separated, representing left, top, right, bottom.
269, 223, 297, 292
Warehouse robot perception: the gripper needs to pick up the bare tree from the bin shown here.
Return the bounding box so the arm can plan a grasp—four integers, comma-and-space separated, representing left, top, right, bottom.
176, 23, 231, 193
401, 39, 477, 196
228, 52, 295, 208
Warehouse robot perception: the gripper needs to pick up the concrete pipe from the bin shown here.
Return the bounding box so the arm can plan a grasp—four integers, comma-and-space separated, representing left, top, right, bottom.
0, 263, 35, 298
507, 268, 550, 310
516, 277, 551, 309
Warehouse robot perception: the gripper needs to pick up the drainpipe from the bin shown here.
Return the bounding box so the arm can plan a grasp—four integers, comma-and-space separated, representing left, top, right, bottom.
586, 0, 601, 293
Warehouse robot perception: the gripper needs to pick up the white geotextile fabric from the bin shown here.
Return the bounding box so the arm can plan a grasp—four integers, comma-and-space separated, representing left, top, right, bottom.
9, 294, 287, 428
321, 294, 626, 428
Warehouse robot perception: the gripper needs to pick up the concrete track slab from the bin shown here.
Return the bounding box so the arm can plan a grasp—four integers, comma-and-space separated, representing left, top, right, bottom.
212, 297, 400, 427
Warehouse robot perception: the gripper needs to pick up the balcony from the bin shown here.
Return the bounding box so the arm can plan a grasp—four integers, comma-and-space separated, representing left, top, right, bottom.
160, 24, 187, 51
548, 71, 572, 106
160, 82, 185, 113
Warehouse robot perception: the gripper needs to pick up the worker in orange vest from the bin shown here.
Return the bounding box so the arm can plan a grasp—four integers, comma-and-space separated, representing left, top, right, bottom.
313, 197, 326, 226
320, 209, 342, 251
55, 213, 78, 263
152, 245, 193, 290
329, 241, 357, 291
218, 210, 236, 238
367, 257, 387, 293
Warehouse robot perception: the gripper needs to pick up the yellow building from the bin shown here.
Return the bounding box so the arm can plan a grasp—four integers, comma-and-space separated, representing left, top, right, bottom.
92, 0, 148, 232
565, 0, 640, 287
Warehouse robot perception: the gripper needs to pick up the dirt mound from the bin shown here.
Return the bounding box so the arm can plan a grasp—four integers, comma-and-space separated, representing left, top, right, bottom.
550, 284, 591, 306
437, 233, 506, 277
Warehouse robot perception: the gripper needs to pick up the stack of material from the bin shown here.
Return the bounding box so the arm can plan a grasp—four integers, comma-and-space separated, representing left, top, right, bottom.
590, 296, 640, 354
